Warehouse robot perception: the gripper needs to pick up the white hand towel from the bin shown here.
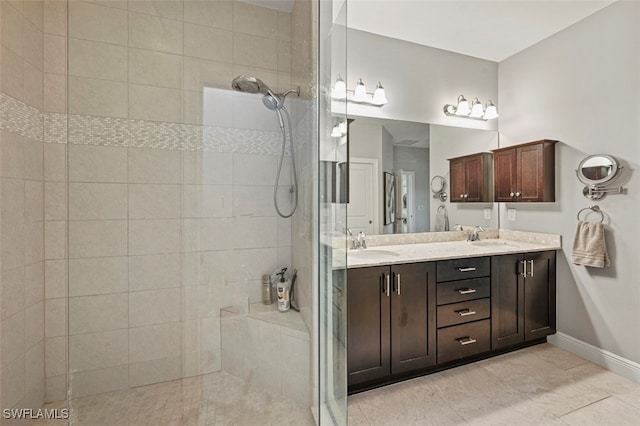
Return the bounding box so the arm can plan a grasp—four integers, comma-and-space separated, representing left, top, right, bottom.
572, 221, 610, 268
435, 205, 449, 232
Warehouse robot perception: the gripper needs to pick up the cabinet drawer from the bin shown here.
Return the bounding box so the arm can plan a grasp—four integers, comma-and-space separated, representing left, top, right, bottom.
437, 277, 490, 305
437, 298, 490, 328
436, 257, 490, 282
437, 319, 491, 364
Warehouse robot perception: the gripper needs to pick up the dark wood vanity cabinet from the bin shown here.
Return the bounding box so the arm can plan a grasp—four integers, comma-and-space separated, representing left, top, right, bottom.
491, 251, 557, 350
493, 139, 557, 202
347, 263, 436, 387
448, 153, 493, 202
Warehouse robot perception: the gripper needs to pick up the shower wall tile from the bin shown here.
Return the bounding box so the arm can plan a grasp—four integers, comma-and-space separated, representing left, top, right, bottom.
68, 220, 127, 258
69, 365, 128, 398
24, 262, 45, 307
25, 181, 44, 222
1, 311, 25, 364
233, 154, 277, 186
44, 220, 66, 260
128, 48, 182, 89
1, 46, 26, 101
183, 218, 235, 252
129, 253, 181, 291
68, 76, 128, 118
69, 256, 129, 297
68, 329, 128, 372
278, 40, 292, 72
43, 0, 67, 37
44, 298, 66, 338
44, 34, 66, 74
68, 145, 128, 183
129, 288, 181, 327
128, 11, 183, 55
43, 72, 66, 113
24, 138, 45, 181
69, 183, 128, 220
129, 356, 182, 387
277, 11, 291, 42
129, 184, 182, 219
44, 181, 66, 220
184, 23, 233, 63
25, 222, 45, 265
44, 260, 66, 299
129, 218, 182, 255
24, 63, 44, 109
232, 248, 278, 282
128, 147, 181, 184
68, 293, 128, 335
68, 1, 128, 46
44, 142, 66, 181
128, 84, 182, 123
45, 375, 67, 403
1, 267, 25, 320
233, 1, 278, 39
183, 0, 233, 30
127, 0, 183, 21
183, 185, 233, 218
25, 302, 45, 349
183, 56, 234, 91
233, 185, 277, 217
45, 336, 66, 378
23, 18, 44, 71
68, 38, 128, 82
1, 131, 25, 179
183, 151, 233, 185
234, 216, 278, 249
1, 2, 25, 57
23, 0, 44, 31
129, 322, 182, 362
1, 355, 25, 409
201, 88, 234, 127
234, 33, 278, 70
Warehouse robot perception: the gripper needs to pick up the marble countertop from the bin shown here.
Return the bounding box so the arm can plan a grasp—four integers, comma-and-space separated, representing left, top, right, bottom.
337, 237, 561, 269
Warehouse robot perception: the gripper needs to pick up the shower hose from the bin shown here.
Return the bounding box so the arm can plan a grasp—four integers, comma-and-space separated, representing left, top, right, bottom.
274, 107, 298, 218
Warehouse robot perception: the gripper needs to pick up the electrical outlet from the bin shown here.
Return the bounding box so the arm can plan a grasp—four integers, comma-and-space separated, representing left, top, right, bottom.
483, 208, 491, 219
507, 208, 517, 221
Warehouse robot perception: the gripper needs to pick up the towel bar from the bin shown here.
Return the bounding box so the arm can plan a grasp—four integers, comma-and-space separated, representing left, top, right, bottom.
577, 205, 604, 223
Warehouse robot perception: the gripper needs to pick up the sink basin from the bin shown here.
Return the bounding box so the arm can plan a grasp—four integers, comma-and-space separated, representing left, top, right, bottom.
471, 240, 517, 248
348, 249, 400, 260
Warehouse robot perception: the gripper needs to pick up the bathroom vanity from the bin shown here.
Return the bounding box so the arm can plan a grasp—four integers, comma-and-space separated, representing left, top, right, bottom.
343, 232, 560, 393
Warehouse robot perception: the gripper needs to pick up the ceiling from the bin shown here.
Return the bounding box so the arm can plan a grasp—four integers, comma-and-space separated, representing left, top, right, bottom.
347, 1, 615, 62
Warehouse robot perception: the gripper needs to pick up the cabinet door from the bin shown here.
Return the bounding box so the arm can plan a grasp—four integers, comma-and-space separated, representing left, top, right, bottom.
464, 155, 484, 202
524, 251, 556, 341
390, 263, 436, 374
517, 144, 544, 202
347, 266, 391, 386
494, 148, 517, 202
491, 254, 525, 350
449, 158, 466, 202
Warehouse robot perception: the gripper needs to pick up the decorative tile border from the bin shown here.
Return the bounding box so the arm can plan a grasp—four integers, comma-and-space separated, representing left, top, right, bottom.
0, 93, 43, 141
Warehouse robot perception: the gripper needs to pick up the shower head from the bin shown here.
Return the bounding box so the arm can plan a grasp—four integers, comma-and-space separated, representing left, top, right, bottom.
262, 92, 282, 111
231, 75, 270, 95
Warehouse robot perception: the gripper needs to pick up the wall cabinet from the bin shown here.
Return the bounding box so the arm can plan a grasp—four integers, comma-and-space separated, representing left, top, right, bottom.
493, 139, 557, 202
491, 251, 557, 350
448, 152, 493, 202
347, 263, 436, 387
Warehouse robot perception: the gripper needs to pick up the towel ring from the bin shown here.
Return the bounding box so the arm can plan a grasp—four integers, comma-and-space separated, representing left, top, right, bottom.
577, 205, 604, 223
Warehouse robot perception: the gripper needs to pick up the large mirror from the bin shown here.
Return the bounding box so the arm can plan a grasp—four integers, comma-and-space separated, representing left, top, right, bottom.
347, 116, 499, 235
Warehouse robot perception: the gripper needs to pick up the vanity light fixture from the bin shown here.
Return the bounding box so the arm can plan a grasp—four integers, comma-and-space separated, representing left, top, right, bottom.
331, 77, 387, 107
331, 120, 348, 138
443, 94, 499, 120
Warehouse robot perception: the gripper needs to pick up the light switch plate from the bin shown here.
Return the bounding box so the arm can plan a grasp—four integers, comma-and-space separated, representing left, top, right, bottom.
507, 208, 517, 221
483, 208, 491, 219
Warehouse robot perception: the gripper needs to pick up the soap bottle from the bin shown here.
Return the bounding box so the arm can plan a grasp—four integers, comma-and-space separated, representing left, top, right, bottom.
276, 268, 290, 312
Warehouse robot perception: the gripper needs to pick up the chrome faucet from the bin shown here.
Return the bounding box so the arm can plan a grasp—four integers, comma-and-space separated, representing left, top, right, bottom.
467, 226, 485, 242
358, 231, 367, 249
347, 229, 367, 249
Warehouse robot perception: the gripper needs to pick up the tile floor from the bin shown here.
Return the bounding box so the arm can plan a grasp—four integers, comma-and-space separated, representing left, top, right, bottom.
26, 343, 640, 425
349, 343, 640, 425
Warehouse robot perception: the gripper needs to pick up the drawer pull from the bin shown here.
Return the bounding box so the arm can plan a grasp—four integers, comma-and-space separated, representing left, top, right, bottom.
385, 274, 390, 297
458, 267, 477, 272
457, 337, 477, 346
397, 273, 401, 296
456, 309, 477, 317
457, 288, 477, 295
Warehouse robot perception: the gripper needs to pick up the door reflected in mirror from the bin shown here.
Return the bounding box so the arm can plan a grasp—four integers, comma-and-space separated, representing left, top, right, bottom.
348, 117, 499, 235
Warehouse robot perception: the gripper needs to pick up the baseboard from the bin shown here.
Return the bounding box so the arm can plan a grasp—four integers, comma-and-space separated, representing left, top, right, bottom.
548, 332, 640, 383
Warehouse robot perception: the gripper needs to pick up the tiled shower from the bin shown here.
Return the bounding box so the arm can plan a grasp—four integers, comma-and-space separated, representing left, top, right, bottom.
0, 0, 331, 423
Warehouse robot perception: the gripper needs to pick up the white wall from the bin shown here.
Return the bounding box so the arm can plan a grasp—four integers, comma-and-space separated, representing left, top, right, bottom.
498, 2, 640, 364
344, 28, 498, 131
429, 125, 499, 230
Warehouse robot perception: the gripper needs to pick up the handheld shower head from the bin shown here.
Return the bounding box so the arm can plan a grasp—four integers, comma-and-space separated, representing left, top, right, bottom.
262, 91, 283, 111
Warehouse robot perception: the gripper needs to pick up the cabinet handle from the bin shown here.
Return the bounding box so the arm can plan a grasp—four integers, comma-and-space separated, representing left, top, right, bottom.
521, 260, 527, 277
458, 267, 476, 272
385, 274, 390, 297
457, 288, 477, 295
460, 194, 464, 198
515, 191, 522, 197
529, 260, 534, 277
456, 309, 477, 317
510, 192, 515, 197
396, 273, 401, 296
457, 337, 477, 346
464, 194, 469, 199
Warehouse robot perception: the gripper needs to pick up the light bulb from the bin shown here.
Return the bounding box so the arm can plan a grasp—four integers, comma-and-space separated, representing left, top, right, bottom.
470, 98, 484, 118
353, 78, 367, 102
483, 101, 499, 119
332, 75, 346, 99
455, 94, 470, 116
338, 120, 347, 134
373, 82, 387, 105
331, 125, 342, 138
